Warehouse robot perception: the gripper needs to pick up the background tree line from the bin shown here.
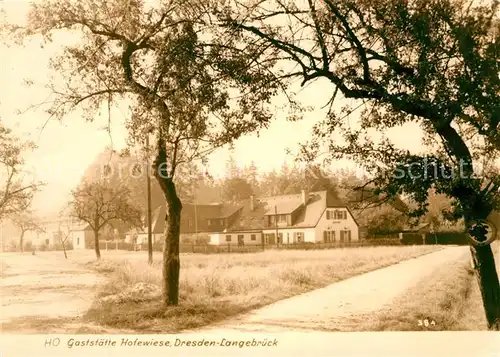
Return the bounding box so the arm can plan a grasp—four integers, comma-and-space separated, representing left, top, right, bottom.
81, 149, 463, 237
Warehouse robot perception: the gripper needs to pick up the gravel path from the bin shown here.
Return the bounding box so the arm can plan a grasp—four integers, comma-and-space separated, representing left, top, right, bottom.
0, 252, 117, 333
190, 246, 469, 333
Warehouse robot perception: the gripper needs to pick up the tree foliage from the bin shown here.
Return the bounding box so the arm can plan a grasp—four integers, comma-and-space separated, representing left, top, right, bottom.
11, 210, 44, 252
0, 121, 41, 221
217, 0, 499, 225
218, 0, 500, 329
69, 180, 141, 258
222, 176, 254, 201
19, 0, 288, 305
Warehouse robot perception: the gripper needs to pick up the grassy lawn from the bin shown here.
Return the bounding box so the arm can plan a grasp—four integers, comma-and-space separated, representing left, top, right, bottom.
80, 245, 441, 333
354, 242, 499, 331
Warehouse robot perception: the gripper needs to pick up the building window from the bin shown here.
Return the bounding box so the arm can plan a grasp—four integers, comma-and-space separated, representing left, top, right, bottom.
225, 235, 231, 242
323, 231, 336, 243
328, 210, 348, 220
208, 219, 212, 226
103, 164, 112, 176
277, 232, 283, 243
251, 234, 256, 241
77, 237, 80, 245
294, 232, 304, 243
264, 233, 275, 244
45, 239, 50, 245
220, 219, 224, 225
188, 219, 193, 228
287, 233, 290, 244
237, 234, 244, 246
336, 210, 347, 220
340, 230, 351, 242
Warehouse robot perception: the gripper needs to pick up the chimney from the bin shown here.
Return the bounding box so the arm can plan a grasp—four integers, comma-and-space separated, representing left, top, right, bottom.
301, 190, 307, 205
250, 195, 255, 211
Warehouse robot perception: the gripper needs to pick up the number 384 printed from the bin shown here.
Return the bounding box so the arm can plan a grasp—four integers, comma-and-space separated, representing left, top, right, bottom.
418, 319, 436, 327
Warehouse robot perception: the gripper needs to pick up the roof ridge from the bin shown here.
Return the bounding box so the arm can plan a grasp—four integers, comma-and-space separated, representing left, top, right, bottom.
258, 190, 326, 200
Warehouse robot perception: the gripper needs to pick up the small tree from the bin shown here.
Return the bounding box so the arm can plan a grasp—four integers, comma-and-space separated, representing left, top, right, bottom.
55, 216, 73, 259
12, 211, 44, 253
69, 180, 142, 259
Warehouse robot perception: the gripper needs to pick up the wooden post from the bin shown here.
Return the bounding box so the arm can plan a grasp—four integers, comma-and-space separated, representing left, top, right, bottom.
146, 133, 153, 265
275, 205, 279, 248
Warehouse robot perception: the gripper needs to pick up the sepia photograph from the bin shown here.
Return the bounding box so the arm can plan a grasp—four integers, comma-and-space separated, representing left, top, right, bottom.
0, 0, 499, 355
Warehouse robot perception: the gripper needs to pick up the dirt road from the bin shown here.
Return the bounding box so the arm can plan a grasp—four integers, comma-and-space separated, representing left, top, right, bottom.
190, 246, 469, 333
0, 252, 117, 333
1, 246, 470, 334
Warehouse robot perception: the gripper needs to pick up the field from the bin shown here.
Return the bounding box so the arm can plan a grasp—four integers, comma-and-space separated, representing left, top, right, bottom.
79, 245, 442, 332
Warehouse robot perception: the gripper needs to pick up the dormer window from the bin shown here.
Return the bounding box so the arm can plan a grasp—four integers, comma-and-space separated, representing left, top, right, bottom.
327, 210, 347, 220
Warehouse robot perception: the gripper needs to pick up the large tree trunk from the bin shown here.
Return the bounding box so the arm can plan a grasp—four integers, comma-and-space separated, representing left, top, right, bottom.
440, 126, 500, 330
470, 243, 500, 329
160, 178, 182, 306
464, 208, 500, 330
146, 134, 153, 265
93, 229, 101, 260
153, 139, 182, 306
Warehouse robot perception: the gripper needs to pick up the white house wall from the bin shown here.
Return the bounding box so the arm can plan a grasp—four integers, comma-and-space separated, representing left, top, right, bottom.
135, 233, 163, 244
72, 231, 86, 249
209, 233, 222, 245
209, 232, 262, 246
315, 208, 359, 242
262, 227, 317, 243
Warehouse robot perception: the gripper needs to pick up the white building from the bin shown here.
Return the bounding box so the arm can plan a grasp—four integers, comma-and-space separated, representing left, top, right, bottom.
208, 190, 359, 246
24, 216, 93, 250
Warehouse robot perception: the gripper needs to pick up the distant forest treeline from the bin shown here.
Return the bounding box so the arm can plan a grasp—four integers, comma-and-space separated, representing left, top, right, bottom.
82, 148, 464, 236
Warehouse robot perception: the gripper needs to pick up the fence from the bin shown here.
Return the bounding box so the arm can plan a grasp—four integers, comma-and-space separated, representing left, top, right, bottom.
0, 241, 74, 253
400, 232, 469, 245
96, 238, 403, 254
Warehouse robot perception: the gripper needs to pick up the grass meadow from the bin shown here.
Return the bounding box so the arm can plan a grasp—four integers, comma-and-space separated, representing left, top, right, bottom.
78, 245, 442, 332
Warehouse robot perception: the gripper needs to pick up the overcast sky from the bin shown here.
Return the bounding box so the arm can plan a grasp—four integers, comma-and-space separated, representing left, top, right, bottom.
0, 0, 424, 216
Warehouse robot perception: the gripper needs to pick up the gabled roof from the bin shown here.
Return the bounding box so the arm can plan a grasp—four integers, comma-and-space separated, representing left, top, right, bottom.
71, 222, 91, 231
226, 190, 347, 231
403, 222, 431, 232
141, 190, 352, 235
263, 194, 303, 215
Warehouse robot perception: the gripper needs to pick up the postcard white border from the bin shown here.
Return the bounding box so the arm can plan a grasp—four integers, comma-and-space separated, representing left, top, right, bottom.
1, 332, 499, 357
